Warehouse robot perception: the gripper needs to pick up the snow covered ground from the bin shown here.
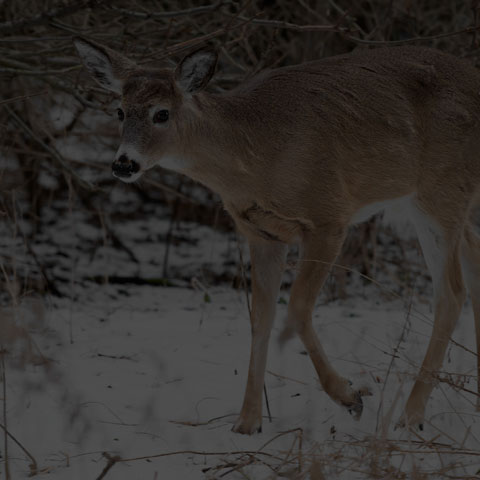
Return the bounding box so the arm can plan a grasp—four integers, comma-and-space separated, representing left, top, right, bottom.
1, 169, 479, 478
3, 269, 479, 479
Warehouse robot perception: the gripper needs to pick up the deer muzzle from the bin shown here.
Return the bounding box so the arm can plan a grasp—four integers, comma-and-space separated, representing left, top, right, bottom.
112, 154, 140, 179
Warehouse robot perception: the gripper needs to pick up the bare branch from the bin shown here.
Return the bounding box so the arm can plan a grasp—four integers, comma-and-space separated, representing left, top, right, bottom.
0, 91, 47, 106
5, 105, 95, 192
347, 25, 480, 45
0, 0, 98, 35
0, 65, 81, 76
234, 16, 352, 33
105, 1, 233, 20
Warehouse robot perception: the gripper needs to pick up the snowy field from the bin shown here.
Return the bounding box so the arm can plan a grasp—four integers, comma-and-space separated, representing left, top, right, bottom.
2, 201, 480, 479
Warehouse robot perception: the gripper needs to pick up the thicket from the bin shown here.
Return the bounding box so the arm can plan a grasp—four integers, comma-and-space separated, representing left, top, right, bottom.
1, 0, 478, 298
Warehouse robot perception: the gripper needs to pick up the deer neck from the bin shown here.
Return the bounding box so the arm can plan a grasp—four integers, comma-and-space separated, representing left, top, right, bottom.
176, 92, 263, 204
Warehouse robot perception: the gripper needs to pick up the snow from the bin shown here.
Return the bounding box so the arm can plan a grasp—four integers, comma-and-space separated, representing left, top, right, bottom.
3, 279, 479, 479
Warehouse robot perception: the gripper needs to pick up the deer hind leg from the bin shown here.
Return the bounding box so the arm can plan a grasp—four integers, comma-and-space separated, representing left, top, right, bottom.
404, 200, 467, 428
462, 224, 480, 411
233, 241, 287, 434
285, 226, 365, 416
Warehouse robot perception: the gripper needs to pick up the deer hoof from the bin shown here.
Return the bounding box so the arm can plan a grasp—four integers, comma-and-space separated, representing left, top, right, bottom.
232, 416, 262, 435
395, 412, 424, 431
343, 383, 371, 420
345, 390, 364, 420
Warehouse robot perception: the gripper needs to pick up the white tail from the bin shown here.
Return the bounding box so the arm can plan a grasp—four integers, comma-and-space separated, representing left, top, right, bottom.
75, 37, 480, 434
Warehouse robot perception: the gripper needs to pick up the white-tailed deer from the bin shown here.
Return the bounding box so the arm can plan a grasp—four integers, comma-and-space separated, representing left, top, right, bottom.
75, 37, 480, 434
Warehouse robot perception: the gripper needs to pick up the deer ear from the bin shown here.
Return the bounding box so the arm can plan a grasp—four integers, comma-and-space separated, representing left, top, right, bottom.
74, 37, 135, 94
175, 48, 218, 94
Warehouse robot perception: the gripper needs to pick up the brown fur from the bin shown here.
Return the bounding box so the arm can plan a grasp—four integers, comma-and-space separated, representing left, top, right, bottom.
76, 41, 480, 434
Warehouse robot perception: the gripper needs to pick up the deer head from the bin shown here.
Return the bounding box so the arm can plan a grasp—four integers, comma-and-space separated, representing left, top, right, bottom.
74, 38, 218, 183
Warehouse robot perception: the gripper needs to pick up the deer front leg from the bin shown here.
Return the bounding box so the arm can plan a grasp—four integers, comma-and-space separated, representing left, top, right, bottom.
233, 240, 287, 434
285, 227, 365, 416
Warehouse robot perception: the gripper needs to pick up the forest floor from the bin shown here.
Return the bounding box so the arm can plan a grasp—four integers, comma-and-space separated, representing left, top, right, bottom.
1, 188, 479, 479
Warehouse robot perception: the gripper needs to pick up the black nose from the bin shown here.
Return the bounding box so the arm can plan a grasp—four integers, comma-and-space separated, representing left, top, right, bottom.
112, 155, 140, 177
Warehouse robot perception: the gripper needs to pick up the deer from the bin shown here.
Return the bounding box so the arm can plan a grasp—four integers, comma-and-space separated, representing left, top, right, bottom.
74, 37, 480, 435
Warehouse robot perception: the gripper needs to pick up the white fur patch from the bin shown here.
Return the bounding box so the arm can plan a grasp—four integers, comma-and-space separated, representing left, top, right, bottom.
351, 195, 446, 297
409, 200, 446, 298
115, 144, 144, 165
113, 144, 145, 183
114, 170, 142, 184
350, 200, 389, 224
350, 195, 413, 229
156, 155, 190, 173
115, 144, 190, 176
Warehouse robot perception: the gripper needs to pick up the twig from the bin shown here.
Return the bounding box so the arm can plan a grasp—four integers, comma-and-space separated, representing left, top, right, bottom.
0, 65, 81, 75
233, 16, 351, 33
0, 423, 38, 476
266, 369, 309, 385
162, 180, 183, 278
297, 428, 303, 473
5, 105, 95, 191
23, 233, 63, 297
95, 452, 121, 480
105, 1, 233, 20
263, 384, 272, 423
140, 14, 262, 62
434, 373, 480, 399
255, 428, 303, 453
1, 353, 10, 480
3, 201, 62, 297
236, 239, 251, 317
267, 429, 304, 475
0, 90, 48, 106
93, 447, 291, 479
219, 455, 255, 477
87, 199, 139, 265
375, 283, 415, 434
42, 76, 100, 110
347, 25, 480, 45
169, 413, 237, 427
119, 448, 285, 464
0, 0, 98, 34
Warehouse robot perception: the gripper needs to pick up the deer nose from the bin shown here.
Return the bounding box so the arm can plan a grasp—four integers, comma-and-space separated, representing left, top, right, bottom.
112, 154, 140, 177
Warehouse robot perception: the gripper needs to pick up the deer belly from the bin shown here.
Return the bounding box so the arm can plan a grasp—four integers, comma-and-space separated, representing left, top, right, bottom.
350, 194, 414, 227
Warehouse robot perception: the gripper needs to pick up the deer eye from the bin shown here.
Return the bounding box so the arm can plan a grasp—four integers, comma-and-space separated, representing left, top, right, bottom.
117, 108, 124, 121
153, 109, 169, 124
